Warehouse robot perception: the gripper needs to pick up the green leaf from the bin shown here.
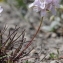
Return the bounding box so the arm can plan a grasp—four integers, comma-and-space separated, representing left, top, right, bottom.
25, 60, 31, 63
50, 53, 56, 59
16, 0, 27, 8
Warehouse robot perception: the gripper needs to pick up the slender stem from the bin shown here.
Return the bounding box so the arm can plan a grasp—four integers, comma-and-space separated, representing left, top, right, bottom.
13, 17, 43, 61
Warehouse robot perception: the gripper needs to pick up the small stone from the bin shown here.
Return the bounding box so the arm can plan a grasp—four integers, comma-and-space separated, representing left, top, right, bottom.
50, 60, 61, 63
40, 54, 45, 61
28, 58, 35, 63
30, 49, 36, 56
51, 33, 57, 38
55, 17, 60, 22
40, 62, 47, 63
61, 14, 63, 19
45, 54, 50, 59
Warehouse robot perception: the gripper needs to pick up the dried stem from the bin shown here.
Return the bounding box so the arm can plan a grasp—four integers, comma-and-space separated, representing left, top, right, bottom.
2, 27, 20, 48
0, 30, 2, 48
13, 30, 25, 58
13, 17, 43, 61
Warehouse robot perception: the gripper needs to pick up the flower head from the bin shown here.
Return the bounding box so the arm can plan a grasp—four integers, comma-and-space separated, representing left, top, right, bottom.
29, 0, 60, 17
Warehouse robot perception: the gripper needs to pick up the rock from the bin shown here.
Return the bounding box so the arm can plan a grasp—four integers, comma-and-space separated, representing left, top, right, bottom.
50, 60, 61, 63
42, 26, 52, 32
55, 17, 60, 22
29, 49, 39, 59
40, 62, 47, 63
42, 20, 61, 32
28, 58, 35, 63
50, 20, 61, 29
61, 14, 63, 19
45, 54, 50, 59
30, 49, 37, 57
40, 54, 45, 61
51, 33, 57, 38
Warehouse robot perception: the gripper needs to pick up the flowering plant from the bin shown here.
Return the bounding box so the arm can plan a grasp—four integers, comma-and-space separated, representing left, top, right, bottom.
29, 0, 60, 17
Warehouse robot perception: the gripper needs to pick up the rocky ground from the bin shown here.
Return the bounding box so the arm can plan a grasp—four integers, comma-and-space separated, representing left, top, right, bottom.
0, 2, 63, 63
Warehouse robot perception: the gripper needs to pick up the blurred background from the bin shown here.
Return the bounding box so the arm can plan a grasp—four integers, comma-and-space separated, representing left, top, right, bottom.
0, 0, 63, 63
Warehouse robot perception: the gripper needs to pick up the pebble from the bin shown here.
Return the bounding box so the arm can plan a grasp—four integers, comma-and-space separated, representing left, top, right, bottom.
50, 60, 61, 63
51, 33, 57, 38
28, 58, 35, 63
40, 54, 45, 61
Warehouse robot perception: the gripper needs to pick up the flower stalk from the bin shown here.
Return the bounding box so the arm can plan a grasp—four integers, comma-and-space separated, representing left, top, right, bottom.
13, 17, 43, 61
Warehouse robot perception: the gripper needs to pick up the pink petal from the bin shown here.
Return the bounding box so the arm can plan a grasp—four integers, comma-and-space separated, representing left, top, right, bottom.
51, 6, 56, 15
41, 10, 47, 17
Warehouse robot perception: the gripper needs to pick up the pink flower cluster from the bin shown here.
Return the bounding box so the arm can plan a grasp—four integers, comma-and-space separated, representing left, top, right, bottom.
29, 0, 60, 17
